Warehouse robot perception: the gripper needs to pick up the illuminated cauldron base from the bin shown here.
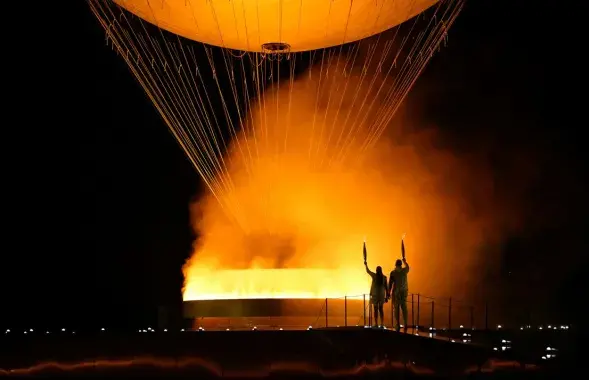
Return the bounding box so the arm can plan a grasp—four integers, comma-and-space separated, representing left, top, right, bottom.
183, 298, 369, 330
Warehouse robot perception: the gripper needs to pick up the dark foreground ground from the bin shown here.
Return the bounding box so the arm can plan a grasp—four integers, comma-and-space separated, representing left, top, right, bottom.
0, 327, 578, 378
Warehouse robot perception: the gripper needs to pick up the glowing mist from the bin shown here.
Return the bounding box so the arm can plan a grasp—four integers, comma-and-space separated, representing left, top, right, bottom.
183, 59, 510, 302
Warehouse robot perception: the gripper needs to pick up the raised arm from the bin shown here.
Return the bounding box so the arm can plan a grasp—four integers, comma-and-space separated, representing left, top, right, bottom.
364, 262, 375, 277
403, 258, 410, 273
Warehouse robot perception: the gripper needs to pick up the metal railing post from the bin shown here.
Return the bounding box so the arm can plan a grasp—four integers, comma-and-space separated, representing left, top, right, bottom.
344, 296, 348, 327
325, 298, 328, 327
411, 294, 415, 328
431, 301, 435, 329
417, 293, 420, 330
363, 294, 366, 326
448, 297, 452, 330
369, 301, 372, 327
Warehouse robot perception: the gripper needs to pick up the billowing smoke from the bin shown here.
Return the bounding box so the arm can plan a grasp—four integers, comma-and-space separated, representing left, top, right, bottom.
182, 50, 519, 302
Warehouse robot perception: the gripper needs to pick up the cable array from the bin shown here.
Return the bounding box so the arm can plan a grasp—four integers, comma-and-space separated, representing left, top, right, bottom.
88, 0, 464, 228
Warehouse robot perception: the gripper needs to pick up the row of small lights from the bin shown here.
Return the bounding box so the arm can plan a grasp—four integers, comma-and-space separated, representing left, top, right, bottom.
141, 326, 307, 332
421, 324, 570, 331
5, 327, 285, 334
457, 324, 570, 331
6, 324, 571, 335
520, 325, 569, 330
5, 328, 560, 362
4, 327, 310, 333
4, 328, 110, 335
145, 324, 567, 333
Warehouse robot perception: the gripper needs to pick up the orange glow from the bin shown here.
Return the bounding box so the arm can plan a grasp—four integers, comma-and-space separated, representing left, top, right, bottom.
183, 58, 509, 302
114, 0, 438, 52
183, 269, 369, 300
1, 357, 535, 377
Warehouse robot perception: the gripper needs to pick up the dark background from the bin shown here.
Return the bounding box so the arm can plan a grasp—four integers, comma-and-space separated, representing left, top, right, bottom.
2, 0, 587, 329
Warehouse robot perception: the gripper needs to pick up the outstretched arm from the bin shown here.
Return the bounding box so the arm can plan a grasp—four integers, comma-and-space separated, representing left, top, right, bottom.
364, 262, 375, 276
403, 258, 410, 273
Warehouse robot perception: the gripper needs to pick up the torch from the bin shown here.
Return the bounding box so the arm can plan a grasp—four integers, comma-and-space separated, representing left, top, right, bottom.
363, 240, 367, 265
401, 233, 406, 260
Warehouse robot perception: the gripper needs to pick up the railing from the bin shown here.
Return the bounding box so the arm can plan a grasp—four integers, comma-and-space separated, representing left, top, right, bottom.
315, 293, 496, 331
188, 294, 520, 331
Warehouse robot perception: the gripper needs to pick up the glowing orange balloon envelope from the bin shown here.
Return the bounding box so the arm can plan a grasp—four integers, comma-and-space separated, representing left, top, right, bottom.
114, 0, 439, 52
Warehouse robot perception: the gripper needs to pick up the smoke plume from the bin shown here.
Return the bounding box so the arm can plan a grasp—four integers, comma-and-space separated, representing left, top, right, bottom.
182, 51, 518, 302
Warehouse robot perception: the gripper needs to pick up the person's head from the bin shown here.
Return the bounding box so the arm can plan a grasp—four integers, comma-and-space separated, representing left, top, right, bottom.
376, 266, 383, 275
395, 259, 403, 268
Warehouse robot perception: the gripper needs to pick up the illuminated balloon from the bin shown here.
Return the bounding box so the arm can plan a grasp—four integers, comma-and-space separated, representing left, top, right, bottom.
114, 0, 439, 52
91, 0, 466, 302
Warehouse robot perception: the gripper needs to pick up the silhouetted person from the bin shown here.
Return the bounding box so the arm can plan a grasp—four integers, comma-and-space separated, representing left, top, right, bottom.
388, 258, 409, 331
365, 262, 387, 327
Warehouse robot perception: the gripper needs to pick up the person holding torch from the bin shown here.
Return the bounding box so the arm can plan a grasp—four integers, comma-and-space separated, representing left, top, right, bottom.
388, 236, 410, 331
363, 240, 388, 328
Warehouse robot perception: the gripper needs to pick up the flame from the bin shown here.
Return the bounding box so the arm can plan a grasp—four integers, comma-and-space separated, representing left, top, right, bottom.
183, 269, 368, 300
182, 57, 507, 302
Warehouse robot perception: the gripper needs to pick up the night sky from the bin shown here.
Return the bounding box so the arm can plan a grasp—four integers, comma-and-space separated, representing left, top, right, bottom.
2, 0, 587, 329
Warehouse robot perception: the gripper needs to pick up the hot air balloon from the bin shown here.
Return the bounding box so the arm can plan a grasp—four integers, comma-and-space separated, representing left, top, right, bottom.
88, 0, 464, 301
